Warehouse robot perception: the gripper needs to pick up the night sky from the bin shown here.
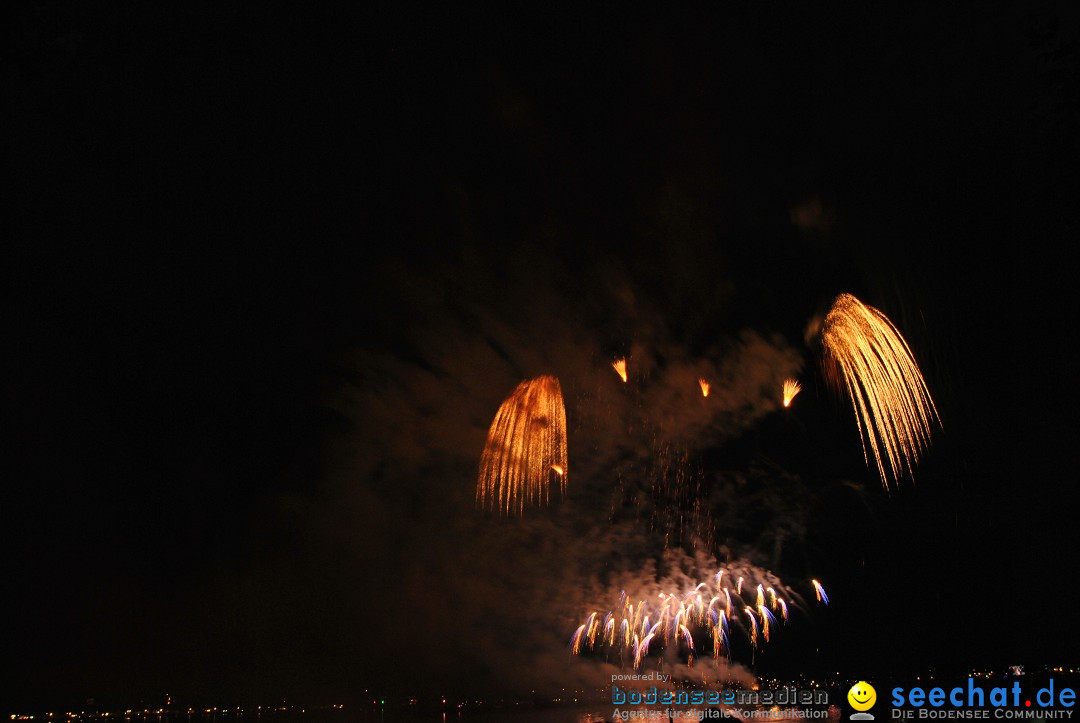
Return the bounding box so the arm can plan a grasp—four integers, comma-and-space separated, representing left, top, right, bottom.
6, 2, 1080, 712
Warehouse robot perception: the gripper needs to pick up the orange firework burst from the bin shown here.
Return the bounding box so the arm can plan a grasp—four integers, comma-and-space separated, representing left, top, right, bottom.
612, 357, 628, 383
820, 293, 941, 488
476, 375, 568, 514
782, 378, 801, 407
698, 378, 710, 397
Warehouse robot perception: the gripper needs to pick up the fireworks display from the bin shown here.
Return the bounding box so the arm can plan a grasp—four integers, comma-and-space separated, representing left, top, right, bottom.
782, 378, 802, 408
14, 4, 1057, 706
476, 375, 569, 514
819, 293, 941, 488
569, 564, 823, 670
472, 292, 937, 676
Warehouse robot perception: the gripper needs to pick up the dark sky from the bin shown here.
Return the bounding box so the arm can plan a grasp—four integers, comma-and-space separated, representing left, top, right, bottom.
5, 1, 1080, 711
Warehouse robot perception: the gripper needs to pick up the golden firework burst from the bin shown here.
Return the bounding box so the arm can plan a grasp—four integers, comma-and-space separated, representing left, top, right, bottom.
476, 375, 568, 514
820, 293, 941, 488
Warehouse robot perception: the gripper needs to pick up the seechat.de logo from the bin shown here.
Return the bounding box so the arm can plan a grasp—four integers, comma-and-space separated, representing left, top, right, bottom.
890, 677, 1076, 718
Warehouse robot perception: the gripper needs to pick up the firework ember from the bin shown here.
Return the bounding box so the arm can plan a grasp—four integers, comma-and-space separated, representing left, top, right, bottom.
782, 378, 802, 407
820, 293, 941, 488
698, 378, 711, 397
812, 579, 829, 605
613, 357, 628, 383
476, 375, 568, 514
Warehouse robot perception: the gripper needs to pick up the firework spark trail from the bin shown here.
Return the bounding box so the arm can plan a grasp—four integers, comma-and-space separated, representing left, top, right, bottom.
570, 624, 587, 654
744, 610, 758, 648
569, 567, 825, 669
812, 579, 829, 605
782, 378, 802, 408
613, 357, 628, 383
476, 375, 568, 514
698, 378, 711, 397
756, 605, 772, 642
820, 293, 941, 488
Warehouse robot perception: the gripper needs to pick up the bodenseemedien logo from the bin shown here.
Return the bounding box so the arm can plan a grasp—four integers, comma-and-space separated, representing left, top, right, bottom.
849, 681, 878, 720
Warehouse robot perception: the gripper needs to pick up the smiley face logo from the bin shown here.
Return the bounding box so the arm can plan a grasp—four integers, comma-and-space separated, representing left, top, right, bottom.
847, 681, 877, 711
